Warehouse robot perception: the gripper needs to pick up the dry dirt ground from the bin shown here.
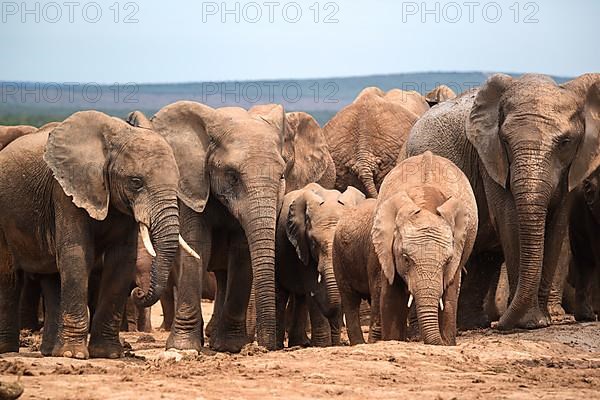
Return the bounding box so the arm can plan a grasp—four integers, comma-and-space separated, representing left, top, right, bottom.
1, 302, 599, 400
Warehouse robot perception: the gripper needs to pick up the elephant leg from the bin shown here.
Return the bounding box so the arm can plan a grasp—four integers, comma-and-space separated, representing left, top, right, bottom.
122, 297, 138, 332
19, 274, 42, 331
159, 274, 175, 331
205, 232, 229, 338
0, 238, 22, 354
341, 288, 363, 345
167, 209, 210, 352
380, 278, 409, 341
483, 262, 502, 322
547, 235, 570, 318
210, 234, 252, 353
440, 270, 462, 346
287, 295, 310, 347
275, 284, 288, 349
329, 311, 342, 347
39, 274, 60, 356
538, 207, 569, 321
367, 264, 382, 343
52, 209, 94, 359
206, 269, 226, 339
458, 251, 503, 330
89, 234, 137, 359
307, 296, 331, 347
137, 305, 152, 333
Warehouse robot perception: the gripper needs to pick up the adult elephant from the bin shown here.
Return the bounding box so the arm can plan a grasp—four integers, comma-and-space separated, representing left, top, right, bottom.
0, 111, 190, 358
324, 87, 429, 198
404, 73, 600, 330
127, 104, 333, 352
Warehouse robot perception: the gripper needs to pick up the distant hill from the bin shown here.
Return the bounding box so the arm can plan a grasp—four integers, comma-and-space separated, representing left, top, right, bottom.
0, 72, 572, 126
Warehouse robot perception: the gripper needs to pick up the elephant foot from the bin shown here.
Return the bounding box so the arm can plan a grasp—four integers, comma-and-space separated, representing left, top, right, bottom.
210, 333, 250, 353
0, 341, 19, 354
574, 305, 597, 322
288, 333, 310, 348
457, 310, 491, 331
166, 331, 204, 352
547, 302, 566, 318
52, 343, 89, 359
40, 339, 56, 357
497, 306, 550, 331
88, 339, 123, 359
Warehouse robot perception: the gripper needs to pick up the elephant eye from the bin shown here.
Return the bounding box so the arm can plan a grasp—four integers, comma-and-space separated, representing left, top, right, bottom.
129, 177, 144, 191
558, 136, 572, 149
225, 169, 240, 186
401, 253, 410, 264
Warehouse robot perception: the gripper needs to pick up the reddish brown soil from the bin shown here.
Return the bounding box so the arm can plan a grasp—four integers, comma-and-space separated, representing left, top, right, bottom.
1, 303, 599, 400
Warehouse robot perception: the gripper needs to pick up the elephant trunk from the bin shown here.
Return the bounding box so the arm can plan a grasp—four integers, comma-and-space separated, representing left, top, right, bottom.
353, 153, 378, 198
318, 254, 341, 319
414, 285, 444, 345
498, 156, 551, 329
132, 196, 180, 308
243, 189, 278, 351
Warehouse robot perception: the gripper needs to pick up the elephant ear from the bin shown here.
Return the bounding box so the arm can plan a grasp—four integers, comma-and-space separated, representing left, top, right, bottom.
284, 112, 333, 191
286, 189, 325, 266
371, 191, 420, 285
568, 80, 600, 191
466, 74, 513, 189
126, 110, 153, 129
337, 186, 366, 206
44, 111, 116, 220
151, 101, 214, 213
436, 197, 468, 287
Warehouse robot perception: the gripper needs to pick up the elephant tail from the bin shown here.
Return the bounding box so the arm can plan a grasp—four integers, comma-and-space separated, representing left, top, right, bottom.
351, 153, 379, 198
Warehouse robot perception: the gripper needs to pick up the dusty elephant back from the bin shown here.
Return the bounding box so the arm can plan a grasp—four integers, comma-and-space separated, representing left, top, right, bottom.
0, 125, 37, 151
325, 88, 425, 197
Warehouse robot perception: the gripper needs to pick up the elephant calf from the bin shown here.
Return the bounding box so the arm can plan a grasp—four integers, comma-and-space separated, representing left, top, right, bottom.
333, 198, 381, 345
276, 183, 366, 348
569, 168, 600, 322
372, 152, 478, 345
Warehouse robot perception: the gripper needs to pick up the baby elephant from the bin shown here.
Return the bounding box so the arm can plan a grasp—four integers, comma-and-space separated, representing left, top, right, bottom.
276, 183, 366, 348
333, 198, 382, 345
569, 168, 600, 321
372, 151, 478, 345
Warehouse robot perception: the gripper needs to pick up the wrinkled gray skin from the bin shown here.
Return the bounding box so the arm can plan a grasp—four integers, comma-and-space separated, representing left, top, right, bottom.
128, 104, 334, 352
404, 73, 600, 331
568, 167, 600, 321
373, 152, 478, 345
325, 87, 429, 198
333, 198, 382, 345
276, 183, 365, 348
0, 112, 181, 359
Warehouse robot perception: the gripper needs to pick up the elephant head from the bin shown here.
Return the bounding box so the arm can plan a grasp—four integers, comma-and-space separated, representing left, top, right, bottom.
43, 111, 182, 308
285, 184, 365, 317
372, 187, 469, 345
425, 85, 457, 107
134, 101, 331, 349
465, 73, 600, 328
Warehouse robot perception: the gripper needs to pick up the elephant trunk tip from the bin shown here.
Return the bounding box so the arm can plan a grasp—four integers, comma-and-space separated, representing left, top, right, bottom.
131, 286, 159, 308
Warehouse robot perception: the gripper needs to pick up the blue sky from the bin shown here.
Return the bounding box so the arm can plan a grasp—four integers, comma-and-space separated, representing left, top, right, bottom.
0, 0, 598, 83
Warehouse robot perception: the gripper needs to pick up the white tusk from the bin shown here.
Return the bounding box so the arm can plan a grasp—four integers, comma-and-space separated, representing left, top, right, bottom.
179, 235, 201, 260
310, 292, 315, 297
439, 298, 444, 311
407, 294, 413, 308
139, 223, 156, 257
317, 273, 322, 283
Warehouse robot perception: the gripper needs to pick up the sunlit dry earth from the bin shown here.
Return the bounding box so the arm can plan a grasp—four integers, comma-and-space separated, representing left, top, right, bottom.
1, 302, 599, 400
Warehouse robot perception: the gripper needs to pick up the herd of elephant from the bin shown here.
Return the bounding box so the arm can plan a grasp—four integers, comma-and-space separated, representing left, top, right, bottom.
1, 72, 599, 359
